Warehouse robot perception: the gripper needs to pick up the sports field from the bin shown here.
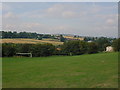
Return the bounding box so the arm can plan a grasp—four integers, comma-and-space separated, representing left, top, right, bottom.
2, 52, 118, 88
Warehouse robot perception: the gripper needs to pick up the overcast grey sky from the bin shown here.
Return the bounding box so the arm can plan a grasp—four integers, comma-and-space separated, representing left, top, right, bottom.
2, 2, 118, 37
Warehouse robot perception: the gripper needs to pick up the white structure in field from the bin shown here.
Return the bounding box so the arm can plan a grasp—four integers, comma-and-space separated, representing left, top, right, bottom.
106, 46, 114, 52
16, 53, 32, 57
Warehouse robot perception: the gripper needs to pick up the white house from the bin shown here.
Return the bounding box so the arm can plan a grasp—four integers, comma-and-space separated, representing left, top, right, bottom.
106, 46, 114, 52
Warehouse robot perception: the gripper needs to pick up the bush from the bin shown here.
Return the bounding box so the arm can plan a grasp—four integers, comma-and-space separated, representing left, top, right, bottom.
87, 42, 99, 54
112, 38, 120, 51
2, 43, 55, 57
32, 43, 55, 57
16, 44, 32, 53
2, 43, 16, 57
61, 40, 88, 55
2, 40, 100, 57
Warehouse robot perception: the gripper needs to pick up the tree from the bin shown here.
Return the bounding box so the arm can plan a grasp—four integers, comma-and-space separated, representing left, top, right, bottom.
60, 35, 66, 42
38, 37, 42, 40
79, 41, 88, 54
61, 40, 87, 55
95, 37, 111, 51
87, 42, 99, 54
0, 44, 2, 57
2, 43, 16, 57
32, 43, 55, 57
16, 44, 32, 53
112, 38, 120, 51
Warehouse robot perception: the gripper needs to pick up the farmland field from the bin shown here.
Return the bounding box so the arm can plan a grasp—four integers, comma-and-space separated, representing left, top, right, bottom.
2, 52, 118, 88
0, 38, 63, 45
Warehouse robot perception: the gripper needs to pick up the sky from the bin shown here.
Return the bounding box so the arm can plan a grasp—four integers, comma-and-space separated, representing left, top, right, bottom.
2, 2, 118, 38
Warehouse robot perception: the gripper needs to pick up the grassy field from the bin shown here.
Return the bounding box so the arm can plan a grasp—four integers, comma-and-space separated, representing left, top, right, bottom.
2, 52, 118, 88
1, 38, 63, 45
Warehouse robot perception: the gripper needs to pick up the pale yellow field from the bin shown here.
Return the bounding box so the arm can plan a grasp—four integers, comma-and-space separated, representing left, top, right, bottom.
64, 36, 84, 40
0, 38, 63, 45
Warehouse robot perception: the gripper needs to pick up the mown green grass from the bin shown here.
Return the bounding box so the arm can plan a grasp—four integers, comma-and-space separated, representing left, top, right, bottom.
2, 52, 118, 88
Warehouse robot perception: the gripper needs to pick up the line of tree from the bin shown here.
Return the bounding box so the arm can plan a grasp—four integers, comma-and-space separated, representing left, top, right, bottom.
1, 31, 115, 42
1, 31, 56, 40
2, 38, 120, 57
1, 31, 38, 38
58, 41, 99, 55
2, 43, 55, 57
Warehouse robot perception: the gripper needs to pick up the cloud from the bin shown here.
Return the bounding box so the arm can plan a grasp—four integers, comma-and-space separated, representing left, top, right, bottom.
24, 4, 85, 19
22, 23, 44, 28
44, 4, 76, 18
46, 4, 64, 13
3, 21, 75, 34
3, 3, 117, 19
3, 22, 44, 30
3, 12, 18, 18
2, 3, 118, 37
62, 11, 77, 18
106, 19, 115, 25
2, 3, 12, 12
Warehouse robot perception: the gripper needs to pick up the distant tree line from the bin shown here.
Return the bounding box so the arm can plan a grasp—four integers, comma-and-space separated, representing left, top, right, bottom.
1, 31, 56, 40
1, 31, 116, 46
2, 31, 38, 38
1, 31, 115, 42
2, 38, 120, 57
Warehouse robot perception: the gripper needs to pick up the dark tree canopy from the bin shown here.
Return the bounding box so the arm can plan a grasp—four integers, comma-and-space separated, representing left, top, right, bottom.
87, 42, 99, 54
112, 38, 120, 51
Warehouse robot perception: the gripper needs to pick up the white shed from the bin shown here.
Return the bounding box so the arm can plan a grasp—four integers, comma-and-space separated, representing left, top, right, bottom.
106, 46, 114, 52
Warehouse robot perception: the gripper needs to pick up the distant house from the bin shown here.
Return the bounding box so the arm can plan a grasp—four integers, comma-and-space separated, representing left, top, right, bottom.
106, 46, 114, 52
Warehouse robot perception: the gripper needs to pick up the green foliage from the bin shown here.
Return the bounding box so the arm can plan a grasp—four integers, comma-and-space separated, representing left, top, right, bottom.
2, 40, 100, 57
2, 43, 16, 57
95, 37, 112, 51
62, 40, 80, 55
16, 44, 32, 53
37, 37, 42, 40
0, 44, 1, 57
2, 31, 39, 38
84, 37, 114, 52
2, 43, 55, 57
1, 31, 55, 39
112, 38, 120, 51
2, 37, 117, 57
60, 35, 66, 42
79, 41, 88, 54
32, 43, 55, 57
61, 40, 88, 55
87, 42, 99, 54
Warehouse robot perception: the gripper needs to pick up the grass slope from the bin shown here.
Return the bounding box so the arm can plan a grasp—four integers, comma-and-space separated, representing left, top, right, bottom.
2, 52, 118, 88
